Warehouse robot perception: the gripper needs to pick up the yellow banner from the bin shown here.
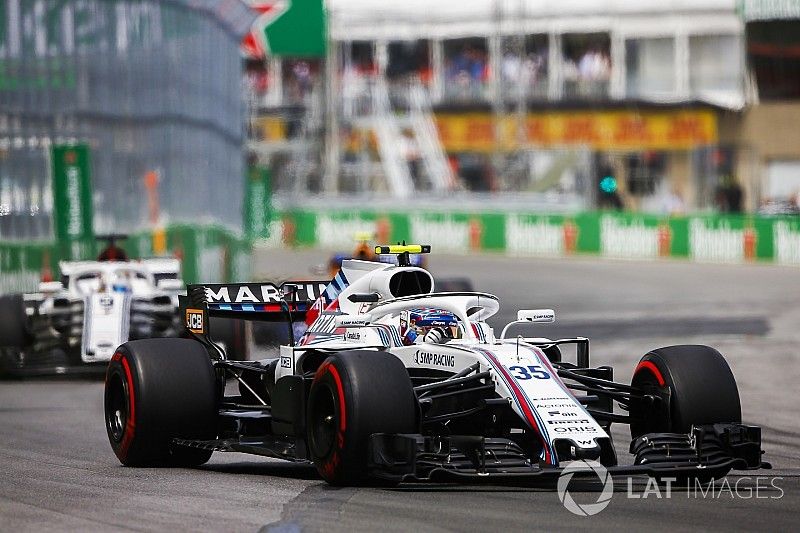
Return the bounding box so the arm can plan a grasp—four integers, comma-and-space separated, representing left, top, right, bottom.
435, 110, 718, 152
252, 116, 287, 142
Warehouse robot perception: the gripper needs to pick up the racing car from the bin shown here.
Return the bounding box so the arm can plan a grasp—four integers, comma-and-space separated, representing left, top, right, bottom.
0, 236, 187, 376
104, 244, 768, 486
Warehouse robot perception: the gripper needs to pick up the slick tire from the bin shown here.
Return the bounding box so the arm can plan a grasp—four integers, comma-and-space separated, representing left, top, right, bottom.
306, 350, 417, 486
630, 344, 741, 438
104, 338, 217, 467
0, 294, 29, 348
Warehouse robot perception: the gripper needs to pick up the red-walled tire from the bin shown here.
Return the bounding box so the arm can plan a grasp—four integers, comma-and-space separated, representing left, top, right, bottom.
104, 338, 217, 467
306, 350, 417, 485
630, 344, 741, 439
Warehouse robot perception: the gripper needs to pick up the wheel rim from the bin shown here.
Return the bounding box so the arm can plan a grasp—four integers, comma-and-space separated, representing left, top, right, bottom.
309, 384, 337, 459
105, 373, 128, 443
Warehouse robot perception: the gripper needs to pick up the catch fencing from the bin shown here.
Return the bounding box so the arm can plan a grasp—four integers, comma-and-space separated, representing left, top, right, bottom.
0, 0, 255, 292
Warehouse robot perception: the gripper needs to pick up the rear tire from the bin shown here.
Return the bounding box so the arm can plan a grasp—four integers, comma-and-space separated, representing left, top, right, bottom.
104, 338, 217, 466
306, 350, 417, 485
0, 294, 29, 348
630, 344, 741, 438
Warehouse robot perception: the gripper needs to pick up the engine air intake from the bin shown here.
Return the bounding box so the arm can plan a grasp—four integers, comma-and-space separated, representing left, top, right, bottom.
389, 270, 433, 297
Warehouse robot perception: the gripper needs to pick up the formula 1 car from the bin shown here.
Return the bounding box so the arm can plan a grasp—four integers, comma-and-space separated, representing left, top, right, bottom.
0, 237, 187, 377
104, 245, 768, 486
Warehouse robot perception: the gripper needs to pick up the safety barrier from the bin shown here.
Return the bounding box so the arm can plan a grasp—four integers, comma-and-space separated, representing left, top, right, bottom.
0, 225, 251, 295
260, 209, 800, 266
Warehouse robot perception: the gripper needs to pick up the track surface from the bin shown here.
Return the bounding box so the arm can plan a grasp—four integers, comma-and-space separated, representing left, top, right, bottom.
2, 251, 799, 531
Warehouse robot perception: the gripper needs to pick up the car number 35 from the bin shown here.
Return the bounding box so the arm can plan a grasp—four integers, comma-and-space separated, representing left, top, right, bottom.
506, 364, 550, 380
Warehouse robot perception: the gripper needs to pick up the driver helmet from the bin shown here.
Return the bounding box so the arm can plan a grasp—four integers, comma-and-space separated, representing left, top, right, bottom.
111, 270, 133, 293
401, 308, 460, 345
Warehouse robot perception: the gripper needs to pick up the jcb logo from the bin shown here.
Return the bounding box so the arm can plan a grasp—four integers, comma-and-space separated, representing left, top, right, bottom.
186, 309, 204, 334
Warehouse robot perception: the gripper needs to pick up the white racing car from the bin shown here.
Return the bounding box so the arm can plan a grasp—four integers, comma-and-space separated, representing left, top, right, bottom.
103, 244, 768, 486
0, 238, 185, 377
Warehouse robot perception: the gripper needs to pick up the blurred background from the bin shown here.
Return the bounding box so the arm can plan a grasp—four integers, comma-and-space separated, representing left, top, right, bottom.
2, 6, 800, 528
1, 0, 800, 289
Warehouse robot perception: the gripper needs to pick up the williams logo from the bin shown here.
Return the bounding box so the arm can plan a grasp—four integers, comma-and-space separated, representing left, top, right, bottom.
414, 350, 455, 367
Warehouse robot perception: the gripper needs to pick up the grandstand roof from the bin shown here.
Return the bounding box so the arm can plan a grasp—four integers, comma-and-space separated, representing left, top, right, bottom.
327, 0, 740, 40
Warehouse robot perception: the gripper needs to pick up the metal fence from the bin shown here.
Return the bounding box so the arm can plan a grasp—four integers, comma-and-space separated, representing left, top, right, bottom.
0, 0, 252, 241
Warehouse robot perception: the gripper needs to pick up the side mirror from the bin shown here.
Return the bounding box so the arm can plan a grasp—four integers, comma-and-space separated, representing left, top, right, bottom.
347, 293, 380, 303
38, 281, 64, 293
517, 309, 555, 323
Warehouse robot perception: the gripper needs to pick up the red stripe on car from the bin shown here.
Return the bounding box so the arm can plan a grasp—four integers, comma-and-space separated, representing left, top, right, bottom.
479, 349, 553, 465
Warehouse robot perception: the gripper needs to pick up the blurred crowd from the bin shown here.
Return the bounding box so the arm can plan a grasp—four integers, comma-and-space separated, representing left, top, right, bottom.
501, 50, 547, 92
445, 45, 489, 99
565, 48, 611, 83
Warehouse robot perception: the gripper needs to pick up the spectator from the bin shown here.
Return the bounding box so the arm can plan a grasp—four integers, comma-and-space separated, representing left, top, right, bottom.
715, 176, 744, 213
399, 130, 422, 188
662, 186, 686, 215
502, 51, 521, 84
445, 44, 489, 99
292, 61, 312, 99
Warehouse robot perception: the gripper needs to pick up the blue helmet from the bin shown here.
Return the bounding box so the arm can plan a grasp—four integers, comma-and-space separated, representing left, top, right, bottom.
408, 308, 459, 328
401, 307, 461, 345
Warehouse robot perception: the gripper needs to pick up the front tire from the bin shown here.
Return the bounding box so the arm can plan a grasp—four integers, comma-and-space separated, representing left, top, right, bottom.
0, 294, 29, 348
306, 350, 417, 485
104, 338, 217, 466
630, 344, 741, 438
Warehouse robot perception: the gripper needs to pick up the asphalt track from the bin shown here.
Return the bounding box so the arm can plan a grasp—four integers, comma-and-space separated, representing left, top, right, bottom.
2, 250, 799, 531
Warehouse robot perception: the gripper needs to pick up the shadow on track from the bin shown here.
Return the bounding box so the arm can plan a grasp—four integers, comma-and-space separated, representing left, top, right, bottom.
200, 460, 321, 481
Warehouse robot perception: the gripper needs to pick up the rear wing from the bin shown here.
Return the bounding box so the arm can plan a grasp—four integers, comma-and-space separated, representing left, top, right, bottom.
180, 281, 327, 322
179, 281, 328, 355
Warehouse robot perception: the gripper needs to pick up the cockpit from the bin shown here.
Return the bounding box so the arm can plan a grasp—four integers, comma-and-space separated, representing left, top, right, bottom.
363, 292, 499, 346
72, 267, 151, 296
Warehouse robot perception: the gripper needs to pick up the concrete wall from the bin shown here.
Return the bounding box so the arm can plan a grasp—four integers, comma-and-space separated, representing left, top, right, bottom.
739, 103, 800, 159
726, 102, 800, 210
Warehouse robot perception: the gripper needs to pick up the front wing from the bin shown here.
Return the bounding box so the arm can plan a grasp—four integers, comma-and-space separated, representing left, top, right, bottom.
368, 423, 769, 484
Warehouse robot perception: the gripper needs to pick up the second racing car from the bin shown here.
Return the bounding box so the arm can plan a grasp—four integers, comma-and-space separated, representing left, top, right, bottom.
0, 236, 185, 376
